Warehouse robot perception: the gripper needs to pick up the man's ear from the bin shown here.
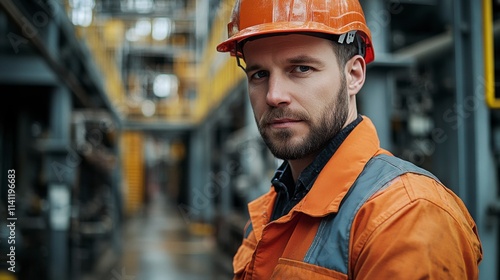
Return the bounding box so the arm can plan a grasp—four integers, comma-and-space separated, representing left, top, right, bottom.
345, 55, 366, 97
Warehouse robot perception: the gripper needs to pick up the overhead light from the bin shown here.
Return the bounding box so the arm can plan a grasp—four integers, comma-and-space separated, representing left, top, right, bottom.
127, 0, 154, 13
141, 100, 156, 117
152, 18, 172, 41
69, 0, 95, 27
71, 8, 93, 27
69, 0, 95, 9
153, 74, 178, 98
126, 28, 139, 41
135, 19, 151, 36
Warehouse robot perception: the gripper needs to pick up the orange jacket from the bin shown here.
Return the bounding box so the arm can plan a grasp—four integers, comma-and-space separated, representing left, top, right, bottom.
233, 117, 483, 279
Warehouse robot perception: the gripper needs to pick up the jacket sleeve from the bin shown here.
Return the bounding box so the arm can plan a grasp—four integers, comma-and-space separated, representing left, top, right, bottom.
350, 178, 483, 280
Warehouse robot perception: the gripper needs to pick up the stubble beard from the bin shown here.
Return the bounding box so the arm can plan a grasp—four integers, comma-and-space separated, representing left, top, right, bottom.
257, 82, 349, 161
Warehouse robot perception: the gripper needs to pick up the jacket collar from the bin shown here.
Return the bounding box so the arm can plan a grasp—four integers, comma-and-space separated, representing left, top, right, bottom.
294, 116, 384, 217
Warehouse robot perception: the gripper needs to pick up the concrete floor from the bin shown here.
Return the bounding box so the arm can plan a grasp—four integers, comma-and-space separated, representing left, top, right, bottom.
83, 193, 234, 280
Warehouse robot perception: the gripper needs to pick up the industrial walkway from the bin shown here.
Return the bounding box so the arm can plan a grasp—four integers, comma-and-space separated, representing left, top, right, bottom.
84, 192, 233, 280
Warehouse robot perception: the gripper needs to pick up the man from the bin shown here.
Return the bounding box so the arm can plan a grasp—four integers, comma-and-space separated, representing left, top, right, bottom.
216, 0, 483, 279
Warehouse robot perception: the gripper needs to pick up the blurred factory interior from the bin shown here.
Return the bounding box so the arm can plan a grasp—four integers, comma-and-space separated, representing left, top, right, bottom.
0, 0, 499, 279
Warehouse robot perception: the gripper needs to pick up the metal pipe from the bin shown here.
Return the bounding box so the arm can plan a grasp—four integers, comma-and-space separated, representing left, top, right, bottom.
392, 30, 453, 64
393, 18, 500, 66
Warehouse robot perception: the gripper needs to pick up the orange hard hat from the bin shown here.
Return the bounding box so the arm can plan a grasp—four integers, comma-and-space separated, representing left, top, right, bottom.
216, 0, 374, 64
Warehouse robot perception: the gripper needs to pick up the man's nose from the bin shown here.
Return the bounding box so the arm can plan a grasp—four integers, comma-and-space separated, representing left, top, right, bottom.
266, 74, 291, 107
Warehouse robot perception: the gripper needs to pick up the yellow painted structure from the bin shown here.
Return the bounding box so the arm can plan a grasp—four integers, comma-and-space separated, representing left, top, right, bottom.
75, 19, 128, 114
121, 131, 145, 216
483, 0, 500, 108
195, 0, 246, 122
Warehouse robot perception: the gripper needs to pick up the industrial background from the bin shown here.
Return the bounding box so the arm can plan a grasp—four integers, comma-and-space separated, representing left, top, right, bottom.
0, 0, 499, 279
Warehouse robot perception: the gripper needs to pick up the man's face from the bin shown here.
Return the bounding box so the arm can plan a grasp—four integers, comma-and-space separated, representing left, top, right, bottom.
242, 34, 349, 160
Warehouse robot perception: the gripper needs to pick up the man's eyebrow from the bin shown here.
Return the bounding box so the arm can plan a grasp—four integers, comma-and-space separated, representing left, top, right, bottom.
244, 64, 262, 74
244, 55, 325, 74
287, 55, 325, 67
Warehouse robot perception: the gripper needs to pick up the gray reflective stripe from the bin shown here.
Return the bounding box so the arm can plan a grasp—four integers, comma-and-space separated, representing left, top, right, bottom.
245, 222, 253, 238
303, 154, 439, 275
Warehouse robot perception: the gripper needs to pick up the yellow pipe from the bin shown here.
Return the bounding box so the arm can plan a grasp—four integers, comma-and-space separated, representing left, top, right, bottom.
484, 0, 500, 108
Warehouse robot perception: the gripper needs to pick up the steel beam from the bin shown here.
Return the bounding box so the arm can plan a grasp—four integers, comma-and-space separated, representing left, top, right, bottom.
0, 55, 59, 85
0, 0, 93, 107
0, 0, 123, 126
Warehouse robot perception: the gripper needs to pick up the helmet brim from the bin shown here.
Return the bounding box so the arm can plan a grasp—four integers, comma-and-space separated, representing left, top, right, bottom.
216, 21, 374, 63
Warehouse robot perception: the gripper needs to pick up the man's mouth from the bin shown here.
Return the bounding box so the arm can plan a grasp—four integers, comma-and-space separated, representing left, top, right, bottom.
269, 118, 302, 128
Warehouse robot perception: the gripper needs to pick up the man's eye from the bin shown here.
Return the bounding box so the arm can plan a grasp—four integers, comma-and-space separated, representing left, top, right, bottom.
293, 66, 311, 73
252, 71, 268, 79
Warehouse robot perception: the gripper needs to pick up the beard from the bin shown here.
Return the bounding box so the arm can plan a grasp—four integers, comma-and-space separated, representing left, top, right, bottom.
257, 79, 349, 160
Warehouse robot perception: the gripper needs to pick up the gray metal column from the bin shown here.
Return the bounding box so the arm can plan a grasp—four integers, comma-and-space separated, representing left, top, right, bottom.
218, 129, 232, 218
45, 86, 73, 280
187, 122, 213, 224
195, 0, 210, 62
360, 0, 395, 150
452, 1, 497, 279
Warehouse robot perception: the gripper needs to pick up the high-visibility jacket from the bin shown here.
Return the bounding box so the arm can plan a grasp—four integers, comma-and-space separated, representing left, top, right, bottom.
233, 117, 483, 279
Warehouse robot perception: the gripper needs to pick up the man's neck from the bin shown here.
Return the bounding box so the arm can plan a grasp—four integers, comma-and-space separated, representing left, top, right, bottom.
288, 154, 317, 182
